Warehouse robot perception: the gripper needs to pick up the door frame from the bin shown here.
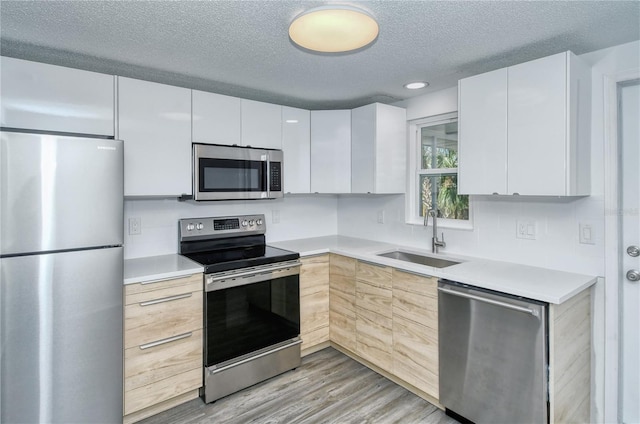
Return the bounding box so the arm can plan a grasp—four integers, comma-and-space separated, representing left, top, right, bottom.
603, 69, 640, 423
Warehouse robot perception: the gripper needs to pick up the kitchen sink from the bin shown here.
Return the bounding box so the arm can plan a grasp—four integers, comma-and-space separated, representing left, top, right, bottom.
376, 250, 460, 268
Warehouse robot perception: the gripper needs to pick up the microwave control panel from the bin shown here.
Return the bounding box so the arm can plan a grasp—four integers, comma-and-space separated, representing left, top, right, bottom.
270, 162, 281, 192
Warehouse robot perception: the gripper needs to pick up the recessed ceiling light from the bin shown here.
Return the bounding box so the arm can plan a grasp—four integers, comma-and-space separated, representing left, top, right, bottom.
289, 5, 379, 53
404, 82, 429, 90
285, 119, 299, 124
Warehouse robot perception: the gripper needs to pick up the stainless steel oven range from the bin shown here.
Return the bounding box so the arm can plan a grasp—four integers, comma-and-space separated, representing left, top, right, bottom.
178, 214, 301, 403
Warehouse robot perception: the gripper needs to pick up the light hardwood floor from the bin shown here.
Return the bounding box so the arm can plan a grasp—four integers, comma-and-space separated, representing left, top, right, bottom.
139, 347, 458, 424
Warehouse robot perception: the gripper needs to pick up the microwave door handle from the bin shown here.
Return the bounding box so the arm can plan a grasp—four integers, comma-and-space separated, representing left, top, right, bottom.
266, 153, 271, 198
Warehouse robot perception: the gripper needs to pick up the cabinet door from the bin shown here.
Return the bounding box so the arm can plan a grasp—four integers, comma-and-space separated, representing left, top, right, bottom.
118, 77, 192, 196
329, 254, 356, 352
241, 99, 282, 149
282, 106, 311, 193
192, 90, 241, 145
374, 104, 407, 194
300, 255, 329, 352
311, 110, 351, 193
508, 52, 567, 195
392, 270, 439, 399
1, 57, 114, 135
458, 68, 508, 195
352, 103, 407, 194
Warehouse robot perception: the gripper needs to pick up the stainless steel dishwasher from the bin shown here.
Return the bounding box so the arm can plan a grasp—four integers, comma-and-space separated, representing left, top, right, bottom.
438, 279, 548, 424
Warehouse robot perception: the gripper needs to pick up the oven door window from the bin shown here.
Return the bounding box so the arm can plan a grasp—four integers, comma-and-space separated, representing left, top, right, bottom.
199, 158, 267, 192
205, 273, 300, 366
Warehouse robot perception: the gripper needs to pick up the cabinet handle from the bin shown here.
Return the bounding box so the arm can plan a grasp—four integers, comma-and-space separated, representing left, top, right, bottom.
140, 275, 195, 285
139, 292, 192, 306
139, 332, 193, 350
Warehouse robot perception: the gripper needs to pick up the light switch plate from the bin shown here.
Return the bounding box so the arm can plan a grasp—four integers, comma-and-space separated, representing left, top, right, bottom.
516, 219, 536, 240
272, 210, 280, 224
377, 210, 385, 224
579, 223, 595, 245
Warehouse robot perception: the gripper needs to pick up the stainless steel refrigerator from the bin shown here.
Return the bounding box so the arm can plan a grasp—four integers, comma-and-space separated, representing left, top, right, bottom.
1, 130, 124, 423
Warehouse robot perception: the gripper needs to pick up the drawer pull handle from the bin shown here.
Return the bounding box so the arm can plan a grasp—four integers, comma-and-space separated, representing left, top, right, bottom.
140, 274, 197, 285
139, 292, 192, 306
139, 332, 193, 350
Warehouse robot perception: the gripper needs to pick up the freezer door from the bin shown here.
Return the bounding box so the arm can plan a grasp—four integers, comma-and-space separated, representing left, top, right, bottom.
0, 247, 123, 423
1, 131, 123, 256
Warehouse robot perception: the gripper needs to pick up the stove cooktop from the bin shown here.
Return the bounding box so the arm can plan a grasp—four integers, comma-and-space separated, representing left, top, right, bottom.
182, 244, 299, 274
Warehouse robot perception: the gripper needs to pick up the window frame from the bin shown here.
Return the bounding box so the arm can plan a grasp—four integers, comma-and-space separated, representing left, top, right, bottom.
405, 112, 473, 230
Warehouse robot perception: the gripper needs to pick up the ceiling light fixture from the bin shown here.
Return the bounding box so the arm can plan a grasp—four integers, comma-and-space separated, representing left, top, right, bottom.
289, 5, 379, 53
404, 82, 429, 90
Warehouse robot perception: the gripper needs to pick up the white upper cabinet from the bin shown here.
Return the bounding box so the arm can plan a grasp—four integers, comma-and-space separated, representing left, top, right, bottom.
458, 51, 591, 196
310, 110, 351, 193
458, 68, 508, 195
282, 106, 311, 194
1, 56, 114, 136
241, 99, 282, 149
192, 90, 241, 145
118, 77, 192, 197
351, 103, 407, 194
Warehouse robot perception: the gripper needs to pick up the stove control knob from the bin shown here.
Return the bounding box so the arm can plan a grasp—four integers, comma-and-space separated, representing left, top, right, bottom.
186, 223, 195, 231
196, 223, 204, 230
241, 220, 248, 227
249, 220, 255, 226
257, 219, 263, 226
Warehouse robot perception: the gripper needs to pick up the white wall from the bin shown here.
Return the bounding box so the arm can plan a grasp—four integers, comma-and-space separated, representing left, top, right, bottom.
124, 194, 337, 259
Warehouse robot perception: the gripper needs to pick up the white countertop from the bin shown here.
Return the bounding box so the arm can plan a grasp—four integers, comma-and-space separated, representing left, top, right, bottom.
270, 236, 597, 304
124, 254, 204, 285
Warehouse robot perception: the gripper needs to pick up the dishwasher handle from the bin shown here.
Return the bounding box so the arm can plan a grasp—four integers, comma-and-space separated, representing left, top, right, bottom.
437, 286, 541, 318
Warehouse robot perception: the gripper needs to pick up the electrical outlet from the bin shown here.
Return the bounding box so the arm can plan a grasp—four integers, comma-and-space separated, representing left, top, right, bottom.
377, 210, 385, 224
128, 217, 141, 235
516, 219, 536, 240
579, 223, 595, 245
272, 210, 280, 224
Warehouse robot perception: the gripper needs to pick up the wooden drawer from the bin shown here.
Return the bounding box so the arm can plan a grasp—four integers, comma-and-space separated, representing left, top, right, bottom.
301, 326, 329, 352
301, 289, 330, 334
392, 269, 437, 296
356, 309, 392, 371
124, 290, 203, 349
125, 273, 202, 305
356, 280, 392, 319
125, 328, 203, 393
300, 255, 329, 297
329, 309, 356, 352
330, 254, 356, 278
329, 287, 355, 318
124, 367, 201, 415
356, 261, 392, 289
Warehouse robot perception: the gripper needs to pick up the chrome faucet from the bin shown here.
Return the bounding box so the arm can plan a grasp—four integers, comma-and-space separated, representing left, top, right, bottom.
426, 209, 446, 253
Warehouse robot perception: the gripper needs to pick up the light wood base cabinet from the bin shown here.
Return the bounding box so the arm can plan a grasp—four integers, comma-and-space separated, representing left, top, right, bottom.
392, 270, 439, 400
549, 287, 591, 423
329, 254, 357, 352
123, 274, 203, 423
355, 261, 393, 371
300, 255, 330, 355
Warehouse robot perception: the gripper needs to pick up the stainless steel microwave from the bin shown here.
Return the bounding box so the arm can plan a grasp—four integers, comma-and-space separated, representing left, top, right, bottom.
193, 143, 283, 200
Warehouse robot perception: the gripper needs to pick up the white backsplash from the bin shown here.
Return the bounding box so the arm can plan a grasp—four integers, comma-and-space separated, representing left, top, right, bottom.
337, 194, 604, 276
123, 194, 338, 259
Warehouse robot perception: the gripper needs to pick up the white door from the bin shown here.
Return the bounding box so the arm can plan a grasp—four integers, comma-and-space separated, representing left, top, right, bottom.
620, 80, 640, 424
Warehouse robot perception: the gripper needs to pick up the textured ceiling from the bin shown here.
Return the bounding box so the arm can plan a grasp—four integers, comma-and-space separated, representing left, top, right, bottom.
1, 1, 639, 110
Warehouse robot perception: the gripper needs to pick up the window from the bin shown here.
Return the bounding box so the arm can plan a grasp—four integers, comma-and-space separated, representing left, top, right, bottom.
406, 113, 471, 228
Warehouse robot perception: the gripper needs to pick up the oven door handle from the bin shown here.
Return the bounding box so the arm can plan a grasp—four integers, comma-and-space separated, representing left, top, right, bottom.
206, 261, 301, 291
